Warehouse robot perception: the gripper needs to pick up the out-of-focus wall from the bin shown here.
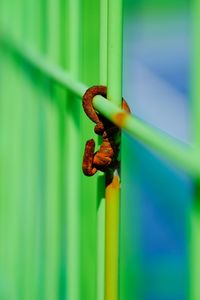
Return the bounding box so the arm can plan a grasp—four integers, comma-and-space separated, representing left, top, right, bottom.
120, 1, 191, 299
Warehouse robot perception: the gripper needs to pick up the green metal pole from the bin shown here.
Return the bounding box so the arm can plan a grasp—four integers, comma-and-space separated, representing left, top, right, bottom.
105, 0, 123, 299
8, 0, 34, 299
0, 49, 11, 299
21, 0, 45, 298
44, 0, 61, 298
0, 0, 24, 291
190, 0, 200, 299
100, 0, 108, 84
0, 23, 7, 297
191, 0, 200, 149
107, 0, 123, 107
190, 181, 200, 300
80, 0, 100, 299
65, 0, 81, 299
97, 0, 107, 299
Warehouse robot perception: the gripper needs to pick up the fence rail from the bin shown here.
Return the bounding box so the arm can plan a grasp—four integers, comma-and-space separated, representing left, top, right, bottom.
1, 38, 200, 177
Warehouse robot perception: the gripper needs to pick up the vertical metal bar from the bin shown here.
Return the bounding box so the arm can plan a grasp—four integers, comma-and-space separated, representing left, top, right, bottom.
44, 0, 61, 298
190, 0, 200, 299
0, 50, 9, 300
0, 17, 6, 295
21, 76, 40, 300
57, 2, 68, 299
19, 0, 37, 300
0, 51, 16, 300
0, 0, 6, 32
100, 0, 108, 84
36, 1, 47, 298
105, 0, 123, 299
80, 0, 100, 299
0, 7, 23, 293
190, 182, 200, 300
0, 3, 10, 298
20, 0, 43, 298
97, 0, 107, 299
4, 0, 25, 298
191, 0, 200, 149
107, 0, 123, 106
64, 0, 81, 298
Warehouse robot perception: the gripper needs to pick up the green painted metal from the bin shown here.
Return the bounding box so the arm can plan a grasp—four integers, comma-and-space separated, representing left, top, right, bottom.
190, 0, 200, 299
80, 1, 100, 299
0, 0, 200, 299
2, 38, 199, 176
189, 181, 200, 300
107, 0, 123, 107
65, 0, 81, 299
191, 0, 200, 150
93, 96, 200, 176
44, 0, 61, 294
22, 1, 46, 299
97, 0, 107, 299
105, 0, 123, 299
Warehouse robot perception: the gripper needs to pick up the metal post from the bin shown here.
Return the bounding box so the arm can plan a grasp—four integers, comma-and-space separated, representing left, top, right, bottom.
21, 0, 37, 295
80, 0, 100, 299
105, 0, 123, 299
65, 0, 81, 298
97, 0, 107, 299
44, 0, 61, 298
190, 0, 200, 299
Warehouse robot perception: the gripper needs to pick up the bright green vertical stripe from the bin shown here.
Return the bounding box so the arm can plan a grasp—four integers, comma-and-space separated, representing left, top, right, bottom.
0, 21, 20, 289
190, 181, 200, 300
0, 50, 9, 299
65, 0, 81, 299
97, 0, 107, 299
105, 0, 123, 299
107, 0, 123, 105
21, 0, 45, 298
43, 89, 60, 300
21, 73, 40, 300
4, 0, 26, 298
191, 0, 200, 148
190, 0, 200, 299
0, 53, 20, 300
43, 94, 61, 300
44, 0, 61, 298
100, 0, 108, 84
21, 0, 46, 288
80, 0, 100, 299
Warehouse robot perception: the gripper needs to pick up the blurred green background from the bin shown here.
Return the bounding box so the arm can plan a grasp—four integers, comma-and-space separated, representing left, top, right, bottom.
122, 0, 191, 299
0, 0, 192, 299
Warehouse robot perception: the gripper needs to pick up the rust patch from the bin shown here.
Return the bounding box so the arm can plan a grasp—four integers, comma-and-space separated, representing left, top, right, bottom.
106, 175, 120, 193
112, 112, 129, 129
110, 175, 120, 189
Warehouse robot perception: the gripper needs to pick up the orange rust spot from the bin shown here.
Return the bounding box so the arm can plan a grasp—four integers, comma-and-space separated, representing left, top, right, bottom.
106, 175, 120, 201
106, 175, 120, 189
112, 112, 128, 128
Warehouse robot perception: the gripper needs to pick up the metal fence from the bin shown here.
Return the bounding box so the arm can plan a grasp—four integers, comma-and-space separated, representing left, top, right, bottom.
0, 0, 200, 299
